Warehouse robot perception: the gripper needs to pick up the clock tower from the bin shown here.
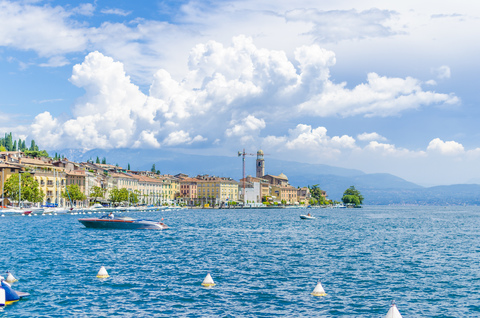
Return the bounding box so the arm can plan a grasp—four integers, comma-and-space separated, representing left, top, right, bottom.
256, 150, 265, 178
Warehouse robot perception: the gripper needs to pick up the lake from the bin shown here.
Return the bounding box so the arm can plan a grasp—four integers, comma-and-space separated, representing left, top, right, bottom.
1, 206, 480, 317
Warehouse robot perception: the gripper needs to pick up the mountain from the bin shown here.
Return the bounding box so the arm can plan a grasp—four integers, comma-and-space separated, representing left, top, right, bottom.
54, 148, 480, 205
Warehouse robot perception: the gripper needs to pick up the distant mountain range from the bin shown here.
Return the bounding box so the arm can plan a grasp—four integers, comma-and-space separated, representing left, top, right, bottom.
55, 148, 480, 205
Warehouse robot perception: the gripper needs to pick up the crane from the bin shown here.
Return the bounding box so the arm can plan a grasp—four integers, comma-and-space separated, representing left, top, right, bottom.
238, 149, 255, 205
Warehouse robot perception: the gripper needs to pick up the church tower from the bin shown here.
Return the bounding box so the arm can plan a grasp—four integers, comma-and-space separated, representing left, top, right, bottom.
256, 150, 265, 178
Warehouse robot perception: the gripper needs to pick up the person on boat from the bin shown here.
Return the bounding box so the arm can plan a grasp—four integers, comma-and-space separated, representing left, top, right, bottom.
307, 213, 311, 216
108, 212, 114, 219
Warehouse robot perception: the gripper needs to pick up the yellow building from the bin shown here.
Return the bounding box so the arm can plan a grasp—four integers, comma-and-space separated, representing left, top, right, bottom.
19, 157, 66, 206
196, 175, 239, 204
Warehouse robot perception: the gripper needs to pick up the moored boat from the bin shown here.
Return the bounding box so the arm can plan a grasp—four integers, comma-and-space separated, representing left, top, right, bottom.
78, 214, 168, 230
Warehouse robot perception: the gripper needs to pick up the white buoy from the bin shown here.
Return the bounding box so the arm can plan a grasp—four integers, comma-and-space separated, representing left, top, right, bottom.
6, 272, 17, 284
96, 266, 109, 278
385, 302, 403, 318
201, 273, 215, 287
311, 281, 327, 296
0, 287, 5, 307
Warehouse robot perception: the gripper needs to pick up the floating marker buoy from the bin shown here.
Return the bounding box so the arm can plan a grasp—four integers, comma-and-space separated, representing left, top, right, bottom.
6, 272, 17, 284
201, 273, 215, 287
0, 281, 19, 305
311, 281, 327, 296
385, 301, 403, 318
96, 266, 109, 278
0, 287, 5, 307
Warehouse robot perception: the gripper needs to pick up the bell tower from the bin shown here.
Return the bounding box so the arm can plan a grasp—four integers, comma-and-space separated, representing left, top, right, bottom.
256, 150, 265, 178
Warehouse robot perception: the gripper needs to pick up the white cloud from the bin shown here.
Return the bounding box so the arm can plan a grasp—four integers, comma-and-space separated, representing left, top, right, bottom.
25, 37, 461, 152
298, 71, 459, 117
432, 65, 451, 79
357, 132, 387, 142
263, 124, 357, 157
225, 115, 266, 137
101, 8, 131, 16
427, 138, 464, 155
72, 3, 95, 16
0, 1, 87, 57
285, 8, 399, 43
162, 130, 206, 146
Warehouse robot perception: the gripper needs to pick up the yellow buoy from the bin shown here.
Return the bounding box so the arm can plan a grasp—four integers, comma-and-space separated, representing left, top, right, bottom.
6, 272, 17, 284
96, 266, 109, 278
311, 281, 327, 296
201, 273, 215, 287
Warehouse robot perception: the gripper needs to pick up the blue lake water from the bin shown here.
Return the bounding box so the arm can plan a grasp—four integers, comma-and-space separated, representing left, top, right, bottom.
1, 206, 480, 317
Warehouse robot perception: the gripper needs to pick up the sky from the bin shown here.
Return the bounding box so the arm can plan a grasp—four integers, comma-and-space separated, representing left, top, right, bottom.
1, 0, 479, 186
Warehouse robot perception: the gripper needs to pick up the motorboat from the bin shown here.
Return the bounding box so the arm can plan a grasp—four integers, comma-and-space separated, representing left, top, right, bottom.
78, 214, 168, 230
300, 214, 316, 220
0, 208, 32, 215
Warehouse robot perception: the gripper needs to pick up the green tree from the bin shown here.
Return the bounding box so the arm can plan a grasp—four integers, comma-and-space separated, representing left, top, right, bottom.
62, 184, 87, 204
109, 188, 129, 205
341, 186, 364, 206
128, 190, 139, 205
127, 163, 131, 170
5, 133, 13, 151
89, 186, 105, 203
309, 184, 328, 205
151, 164, 156, 173
12, 140, 17, 151
3, 172, 44, 205
101, 157, 107, 164
96, 156, 100, 164
0, 145, 6, 152
24, 150, 49, 158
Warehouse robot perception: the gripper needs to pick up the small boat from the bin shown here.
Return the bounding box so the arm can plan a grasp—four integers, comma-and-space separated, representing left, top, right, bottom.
78, 214, 168, 230
300, 214, 316, 220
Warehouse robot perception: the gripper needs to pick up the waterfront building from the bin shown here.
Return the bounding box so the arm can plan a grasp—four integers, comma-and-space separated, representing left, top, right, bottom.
165, 175, 180, 203
263, 173, 298, 204
131, 174, 163, 205
176, 175, 198, 206
0, 161, 22, 206
18, 156, 66, 206
297, 187, 312, 204
195, 175, 239, 206
65, 170, 88, 207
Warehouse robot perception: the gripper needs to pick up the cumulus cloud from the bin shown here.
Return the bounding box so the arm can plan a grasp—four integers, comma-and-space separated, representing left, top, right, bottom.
26, 36, 460, 151
298, 72, 459, 117
285, 8, 399, 43
357, 132, 387, 142
225, 115, 266, 137
162, 130, 206, 146
263, 124, 357, 156
427, 138, 464, 155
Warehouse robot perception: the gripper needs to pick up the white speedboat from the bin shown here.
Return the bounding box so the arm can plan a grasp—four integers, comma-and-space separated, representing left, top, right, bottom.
300, 214, 316, 220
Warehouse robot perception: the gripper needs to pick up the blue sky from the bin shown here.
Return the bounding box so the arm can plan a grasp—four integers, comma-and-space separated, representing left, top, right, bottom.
1, 0, 479, 186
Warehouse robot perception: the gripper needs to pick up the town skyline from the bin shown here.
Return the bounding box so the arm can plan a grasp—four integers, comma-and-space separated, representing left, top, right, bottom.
1, 1, 480, 186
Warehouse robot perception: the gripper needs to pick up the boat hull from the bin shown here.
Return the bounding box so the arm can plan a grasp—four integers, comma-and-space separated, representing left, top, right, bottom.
300, 215, 316, 220
78, 218, 168, 230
